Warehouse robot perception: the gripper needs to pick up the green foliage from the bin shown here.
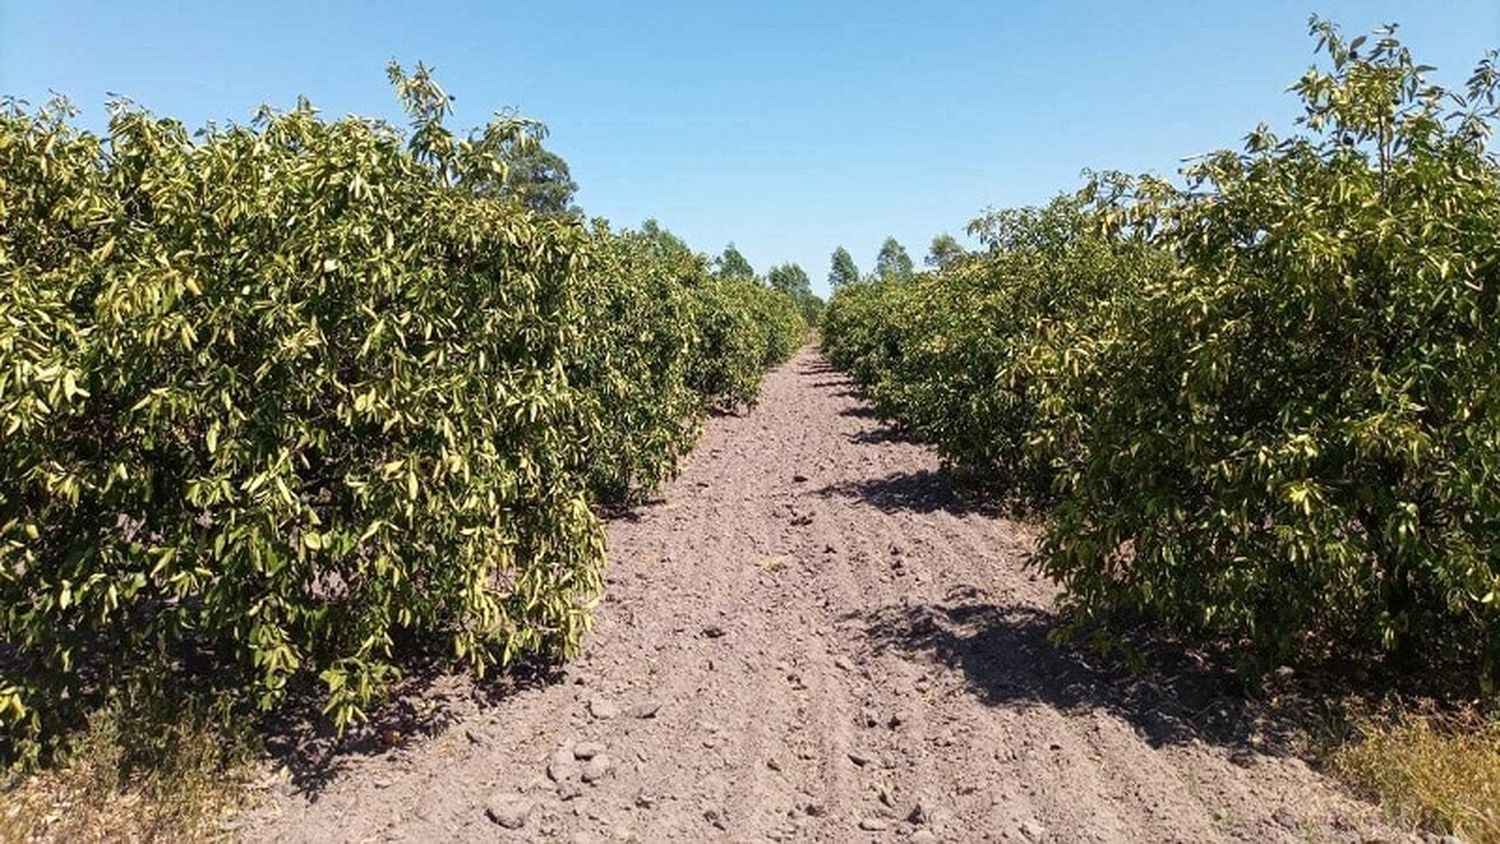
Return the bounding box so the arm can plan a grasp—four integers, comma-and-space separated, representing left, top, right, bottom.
690, 277, 805, 409
0, 67, 800, 756
828, 246, 860, 290
768, 262, 824, 326
572, 220, 806, 498
754, 280, 809, 366
924, 233, 967, 270
874, 236, 914, 282
821, 277, 921, 406
713, 243, 755, 280
825, 195, 1164, 498
767, 262, 811, 299
498, 144, 579, 217
824, 21, 1500, 688
1043, 22, 1500, 680
569, 222, 706, 504
0, 77, 602, 749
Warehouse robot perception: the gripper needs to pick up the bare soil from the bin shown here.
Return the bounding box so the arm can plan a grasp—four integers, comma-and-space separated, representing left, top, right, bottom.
239, 348, 1405, 843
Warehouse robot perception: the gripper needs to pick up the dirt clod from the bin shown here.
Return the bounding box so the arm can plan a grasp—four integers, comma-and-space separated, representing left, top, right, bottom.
548, 747, 580, 782
484, 795, 530, 830
1273, 806, 1298, 829
908, 800, 933, 825
627, 700, 661, 719
581, 753, 612, 783
588, 696, 620, 720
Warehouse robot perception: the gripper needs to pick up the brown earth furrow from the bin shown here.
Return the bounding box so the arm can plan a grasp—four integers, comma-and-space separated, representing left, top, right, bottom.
240, 347, 1405, 843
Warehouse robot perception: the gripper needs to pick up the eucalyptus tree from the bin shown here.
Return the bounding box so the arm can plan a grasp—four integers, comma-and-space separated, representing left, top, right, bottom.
925, 233, 967, 270
874, 236, 914, 281
828, 246, 860, 289
714, 243, 755, 279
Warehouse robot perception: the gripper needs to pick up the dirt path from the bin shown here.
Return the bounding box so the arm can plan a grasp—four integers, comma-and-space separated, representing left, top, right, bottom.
242, 348, 1402, 843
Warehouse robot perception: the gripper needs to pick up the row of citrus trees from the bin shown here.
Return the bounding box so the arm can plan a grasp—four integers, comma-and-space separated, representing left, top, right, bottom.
0, 66, 804, 757
824, 21, 1500, 689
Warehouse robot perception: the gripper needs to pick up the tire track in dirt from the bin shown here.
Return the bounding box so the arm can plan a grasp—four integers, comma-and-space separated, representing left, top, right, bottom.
241, 347, 1404, 843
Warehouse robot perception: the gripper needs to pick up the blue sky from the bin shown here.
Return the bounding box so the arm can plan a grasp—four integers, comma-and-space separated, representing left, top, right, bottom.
3, 2, 1496, 295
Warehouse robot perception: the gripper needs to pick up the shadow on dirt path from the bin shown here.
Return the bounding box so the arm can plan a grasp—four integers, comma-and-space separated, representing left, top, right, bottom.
850, 591, 1288, 754
814, 469, 1001, 517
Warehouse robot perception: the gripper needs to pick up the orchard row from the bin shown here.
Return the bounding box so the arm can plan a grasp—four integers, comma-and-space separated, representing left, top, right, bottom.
823, 21, 1500, 689
0, 65, 806, 756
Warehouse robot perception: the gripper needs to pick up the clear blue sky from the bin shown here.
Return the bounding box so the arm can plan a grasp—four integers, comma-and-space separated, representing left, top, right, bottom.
3, 2, 1496, 295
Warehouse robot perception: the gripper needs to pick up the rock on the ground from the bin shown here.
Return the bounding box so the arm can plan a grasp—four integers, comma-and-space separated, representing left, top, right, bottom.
1272, 806, 1298, 830
485, 794, 531, 830
588, 696, 621, 720
581, 753, 612, 783
908, 799, 935, 825
573, 741, 606, 760
628, 700, 662, 719
549, 747, 580, 782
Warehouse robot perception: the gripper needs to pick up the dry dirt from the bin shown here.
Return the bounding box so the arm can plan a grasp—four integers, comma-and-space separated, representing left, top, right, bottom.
239, 348, 1407, 843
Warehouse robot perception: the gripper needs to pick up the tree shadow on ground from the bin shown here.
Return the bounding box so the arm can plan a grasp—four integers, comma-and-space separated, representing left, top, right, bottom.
847, 427, 908, 445
798, 360, 842, 376
851, 586, 1316, 756
259, 655, 563, 798
595, 495, 670, 524
814, 469, 1000, 517
837, 404, 879, 417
